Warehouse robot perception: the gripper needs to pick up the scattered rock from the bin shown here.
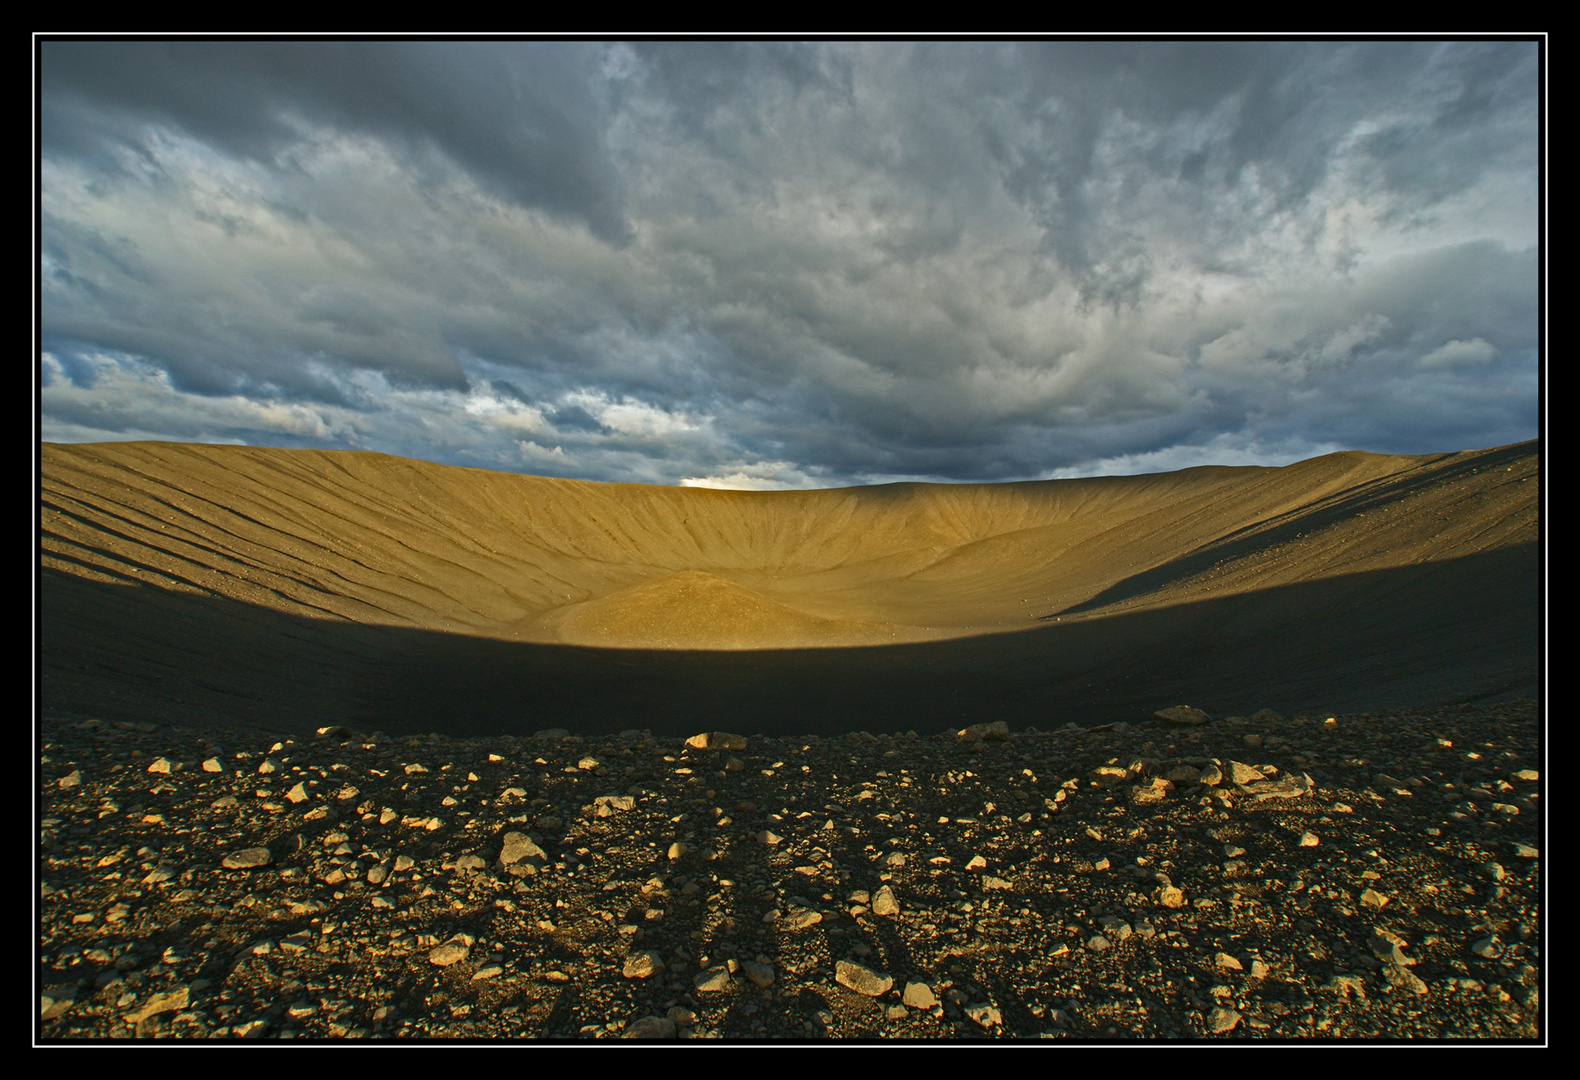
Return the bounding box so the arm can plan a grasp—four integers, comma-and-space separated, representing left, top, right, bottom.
693, 966, 732, 992
835, 960, 893, 996
221, 847, 272, 869
685, 732, 747, 751
498, 832, 546, 870
1154, 885, 1187, 909
1227, 761, 1264, 786
965, 1003, 1002, 1028
35, 700, 1540, 1041
126, 986, 190, 1027
1383, 964, 1429, 995
1130, 776, 1175, 805
1324, 975, 1368, 1000
957, 721, 1009, 742
1205, 1007, 1241, 1033
428, 937, 471, 967
622, 951, 665, 979
1155, 706, 1211, 726
623, 1015, 677, 1039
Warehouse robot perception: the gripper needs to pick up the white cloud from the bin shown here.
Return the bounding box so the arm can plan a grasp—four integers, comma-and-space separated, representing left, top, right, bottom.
680, 460, 824, 490
1417, 337, 1499, 369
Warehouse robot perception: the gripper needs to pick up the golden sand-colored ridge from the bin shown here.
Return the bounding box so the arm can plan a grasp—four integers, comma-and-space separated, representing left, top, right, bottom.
41, 439, 1536, 652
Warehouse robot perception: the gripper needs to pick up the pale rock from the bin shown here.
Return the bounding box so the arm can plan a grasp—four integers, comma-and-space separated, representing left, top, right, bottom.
498, 832, 546, 868
1098, 916, 1133, 941
1471, 937, 1502, 959
221, 847, 272, 869
622, 951, 665, 979
965, 1003, 1002, 1028
903, 982, 938, 1009
1205, 1007, 1241, 1033
428, 938, 471, 967
685, 732, 747, 751
40, 985, 76, 1020
835, 960, 893, 996
1154, 886, 1186, 909
1369, 928, 1417, 966
693, 966, 732, 992
1324, 974, 1367, 999
1227, 761, 1263, 786
872, 885, 900, 916
1155, 706, 1211, 726
957, 721, 1009, 743
623, 1016, 677, 1039
1383, 964, 1429, 995
126, 986, 189, 1025
1130, 776, 1175, 805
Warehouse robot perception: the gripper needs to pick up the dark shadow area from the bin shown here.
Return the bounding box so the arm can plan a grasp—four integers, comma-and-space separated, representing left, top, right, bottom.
1049, 442, 1536, 618
39, 543, 1538, 741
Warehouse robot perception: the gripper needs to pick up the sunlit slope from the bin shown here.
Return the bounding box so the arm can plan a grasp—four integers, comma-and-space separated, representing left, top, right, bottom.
39, 440, 1538, 650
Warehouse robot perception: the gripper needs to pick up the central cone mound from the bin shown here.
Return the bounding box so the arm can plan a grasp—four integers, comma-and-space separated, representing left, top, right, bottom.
528, 569, 918, 649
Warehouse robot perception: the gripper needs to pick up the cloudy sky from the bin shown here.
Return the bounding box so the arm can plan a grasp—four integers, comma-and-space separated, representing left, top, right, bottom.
38, 39, 1540, 488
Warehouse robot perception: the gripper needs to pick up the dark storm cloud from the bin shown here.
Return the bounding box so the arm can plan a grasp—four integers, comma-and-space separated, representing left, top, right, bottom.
42, 40, 627, 240
39, 39, 1539, 488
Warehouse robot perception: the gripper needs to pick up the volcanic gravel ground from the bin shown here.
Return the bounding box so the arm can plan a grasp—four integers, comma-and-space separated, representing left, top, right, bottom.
38, 701, 1541, 1041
